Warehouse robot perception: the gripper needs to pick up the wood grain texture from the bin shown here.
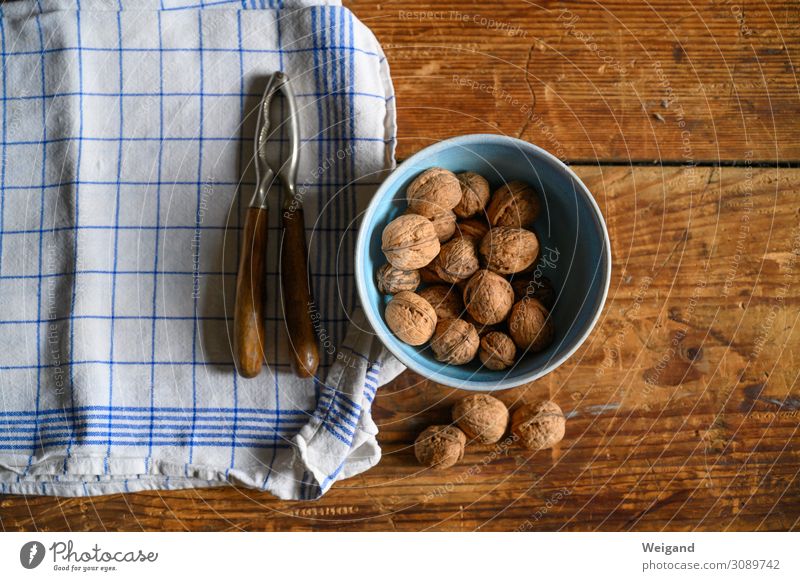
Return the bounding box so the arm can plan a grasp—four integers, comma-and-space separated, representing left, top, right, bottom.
350, 0, 800, 163
234, 207, 269, 378
3, 165, 799, 532
1, 0, 799, 532
281, 208, 320, 378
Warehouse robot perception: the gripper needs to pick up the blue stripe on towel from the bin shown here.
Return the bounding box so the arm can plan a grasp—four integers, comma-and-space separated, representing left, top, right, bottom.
0, 0, 393, 500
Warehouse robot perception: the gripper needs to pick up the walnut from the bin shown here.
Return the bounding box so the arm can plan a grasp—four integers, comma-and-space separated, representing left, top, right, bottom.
479, 331, 517, 371
381, 214, 440, 270
457, 218, 490, 241
418, 285, 464, 320
420, 263, 446, 284
432, 236, 479, 284
487, 180, 541, 228
511, 400, 565, 451
429, 208, 457, 242
462, 270, 514, 326
452, 393, 509, 444
414, 425, 466, 469
376, 263, 420, 295
510, 275, 556, 309
454, 172, 490, 218
516, 246, 542, 273
508, 297, 554, 352
406, 207, 456, 243
406, 167, 462, 218
430, 319, 479, 365
384, 291, 437, 346
466, 315, 501, 336
479, 226, 539, 274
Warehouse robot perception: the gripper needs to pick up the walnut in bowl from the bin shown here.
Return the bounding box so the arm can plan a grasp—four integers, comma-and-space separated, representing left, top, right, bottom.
355, 134, 611, 390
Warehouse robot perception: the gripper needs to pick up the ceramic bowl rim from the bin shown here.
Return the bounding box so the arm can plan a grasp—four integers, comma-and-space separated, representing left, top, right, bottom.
354, 133, 612, 390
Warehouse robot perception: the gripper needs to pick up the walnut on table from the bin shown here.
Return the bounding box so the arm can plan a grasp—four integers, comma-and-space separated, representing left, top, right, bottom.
452, 393, 509, 444
414, 425, 467, 469
511, 400, 565, 451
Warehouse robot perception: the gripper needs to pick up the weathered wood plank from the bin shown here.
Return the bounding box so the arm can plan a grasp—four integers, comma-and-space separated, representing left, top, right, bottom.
346, 0, 800, 162
2, 165, 798, 531
3, 0, 799, 532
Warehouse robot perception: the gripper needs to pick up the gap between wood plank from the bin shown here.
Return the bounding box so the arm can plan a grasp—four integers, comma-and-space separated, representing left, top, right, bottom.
397, 159, 800, 168
569, 159, 800, 168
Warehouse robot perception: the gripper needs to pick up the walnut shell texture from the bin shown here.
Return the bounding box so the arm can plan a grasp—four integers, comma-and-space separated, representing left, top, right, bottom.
376, 263, 420, 295
479, 331, 517, 371
414, 425, 466, 469
487, 180, 541, 228
463, 270, 514, 326
430, 318, 480, 365
381, 214, 440, 270
429, 208, 457, 243
457, 218, 490, 241
406, 167, 462, 218
511, 400, 566, 451
510, 274, 556, 309
433, 237, 480, 284
465, 315, 501, 336
454, 172, 490, 218
452, 393, 509, 444
420, 263, 447, 284
508, 297, 554, 352
384, 291, 437, 346
418, 285, 465, 320
479, 226, 539, 274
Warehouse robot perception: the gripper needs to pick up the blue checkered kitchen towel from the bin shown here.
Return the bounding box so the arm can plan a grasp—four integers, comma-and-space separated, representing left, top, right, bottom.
0, 0, 404, 499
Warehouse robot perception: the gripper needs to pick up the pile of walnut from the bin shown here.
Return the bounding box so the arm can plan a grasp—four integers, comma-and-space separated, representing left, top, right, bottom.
414, 394, 566, 469
379, 167, 555, 369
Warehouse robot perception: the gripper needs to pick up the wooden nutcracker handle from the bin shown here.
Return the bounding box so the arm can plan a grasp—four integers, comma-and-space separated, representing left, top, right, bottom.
234, 207, 268, 378
281, 208, 319, 378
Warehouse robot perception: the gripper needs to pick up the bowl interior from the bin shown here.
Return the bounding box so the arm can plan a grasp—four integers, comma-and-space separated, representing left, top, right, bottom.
358, 136, 609, 389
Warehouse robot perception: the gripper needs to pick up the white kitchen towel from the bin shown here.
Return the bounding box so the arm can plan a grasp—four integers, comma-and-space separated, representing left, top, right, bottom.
0, 0, 404, 499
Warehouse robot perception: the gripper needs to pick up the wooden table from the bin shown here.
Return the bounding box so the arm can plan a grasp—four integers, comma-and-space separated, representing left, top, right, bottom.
3, 0, 799, 532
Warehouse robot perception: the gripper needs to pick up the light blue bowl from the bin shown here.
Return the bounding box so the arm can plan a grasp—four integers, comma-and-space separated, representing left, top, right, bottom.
355, 134, 611, 390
